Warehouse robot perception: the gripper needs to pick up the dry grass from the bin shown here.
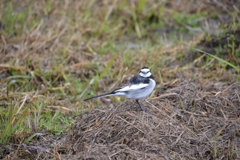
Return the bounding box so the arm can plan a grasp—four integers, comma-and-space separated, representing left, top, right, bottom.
62, 80, 240, 159
0, 0, 240, 159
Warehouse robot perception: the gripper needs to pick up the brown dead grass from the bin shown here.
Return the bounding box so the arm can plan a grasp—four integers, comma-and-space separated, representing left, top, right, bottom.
60, 80, 240, 159
1, 0, 240, 159
3, 80, 239, 160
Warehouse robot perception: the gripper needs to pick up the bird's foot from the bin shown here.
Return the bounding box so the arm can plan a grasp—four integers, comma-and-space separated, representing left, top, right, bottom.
138, 105, 146, 112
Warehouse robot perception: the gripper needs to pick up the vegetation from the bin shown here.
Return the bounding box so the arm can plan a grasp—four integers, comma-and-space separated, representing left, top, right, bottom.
0, 0, 239, 159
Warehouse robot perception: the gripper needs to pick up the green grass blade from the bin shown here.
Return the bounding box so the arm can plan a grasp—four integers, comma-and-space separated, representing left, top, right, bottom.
23, 133, 38, 144
99, 54, 117, 79
195, 49, 240, 71
138, 0, 146, 12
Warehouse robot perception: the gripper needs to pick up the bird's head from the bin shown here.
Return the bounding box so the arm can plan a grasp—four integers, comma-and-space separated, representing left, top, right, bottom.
139, 67, 152, 78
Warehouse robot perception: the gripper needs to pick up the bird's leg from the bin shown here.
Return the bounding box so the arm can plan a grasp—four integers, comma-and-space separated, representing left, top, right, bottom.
136, 100, 145, 111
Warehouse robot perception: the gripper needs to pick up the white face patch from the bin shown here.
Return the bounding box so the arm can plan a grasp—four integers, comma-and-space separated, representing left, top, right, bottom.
141, 68, 150, 73
139, 71, 151, 77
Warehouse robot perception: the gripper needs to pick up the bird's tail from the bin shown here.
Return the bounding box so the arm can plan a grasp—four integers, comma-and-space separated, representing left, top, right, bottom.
84, 93, 113, 101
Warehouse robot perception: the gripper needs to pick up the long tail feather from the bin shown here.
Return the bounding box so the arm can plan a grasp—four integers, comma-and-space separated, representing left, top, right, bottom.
84, 93, 112, 101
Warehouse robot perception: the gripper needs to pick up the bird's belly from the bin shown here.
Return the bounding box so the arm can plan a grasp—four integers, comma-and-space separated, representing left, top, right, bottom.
126, 79, 156, 99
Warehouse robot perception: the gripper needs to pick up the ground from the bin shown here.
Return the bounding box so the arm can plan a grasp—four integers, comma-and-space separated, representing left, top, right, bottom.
61, 80, 240, 159
0, 0, 240, 160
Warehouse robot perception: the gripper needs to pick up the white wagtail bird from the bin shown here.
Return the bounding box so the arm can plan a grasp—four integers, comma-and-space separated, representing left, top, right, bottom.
84, 67, 156, 111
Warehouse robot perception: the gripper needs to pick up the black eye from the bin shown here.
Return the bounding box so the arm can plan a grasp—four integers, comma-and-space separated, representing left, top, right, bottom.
141, 71, 150, 74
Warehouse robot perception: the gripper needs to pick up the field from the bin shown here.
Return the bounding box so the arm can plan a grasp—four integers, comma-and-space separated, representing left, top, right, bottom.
0, 0, 240, 159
